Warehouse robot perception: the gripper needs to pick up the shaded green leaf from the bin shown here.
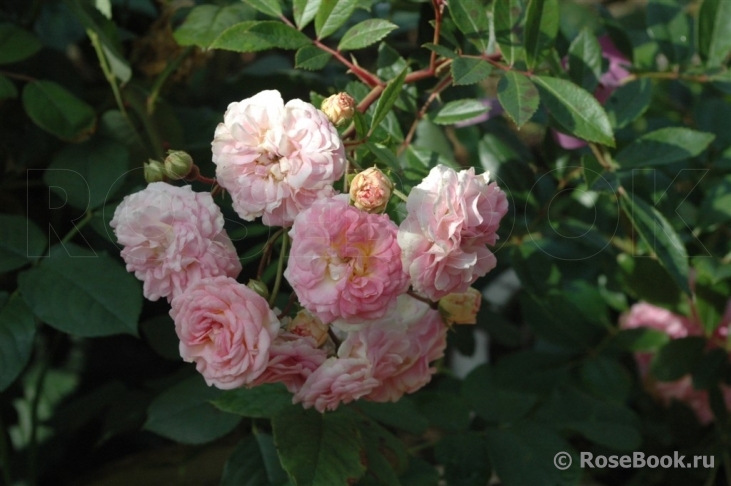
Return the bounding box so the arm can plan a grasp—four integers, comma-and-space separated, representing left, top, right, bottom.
0, 23, 42, 64
44, 137, 129, 210
370, 68, 407, 133
619, 193, 690, 295
0, 215, 46, 273
463, 365, 537, 424
449, 0, 490, 52
533, 75, 614, 146
0, 295, 36, 391
699, 0, 731, 67
651, 337, 706, 381
174, 4, 255, 49
295, 45, 331, 70
22, 81, 96, 141
579, 356, 632, 403
605, 78, 652, 129
315, 0, 357, 40
493, 0, 525, 66
698, 174, 731, 229
222, 435, 275, 486
212, 383, 294, 418
140, 315, 180, 361
365, 142, 400, 171
524, 0, 559, 70
243, 0, 282, 18
338, 19, 397, 51
293, 0, 321, 30
145, 374, 242, 444
356, 398, 429, 435
497, 71, 539, 127
272, 407, 366, 486
212, 21, 310, 52
422, 42, 457, 59
18, 245, 142, 337
568, 28, 602, 92
451, 57, 492, 85
435, 433, 491, 486
647, 0, 692, 64
0, 74, 17, 101
432, 99, 489, 125
615, 127, 714, 168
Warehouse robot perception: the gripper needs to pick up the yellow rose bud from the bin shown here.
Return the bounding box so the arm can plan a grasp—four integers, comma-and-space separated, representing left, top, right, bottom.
438, 287, 482, 325
349, 167, 393, 213
164, 150, 194, 180
321, 92, 356, 127
287, 309, 329, 346
144, 159, 166, 183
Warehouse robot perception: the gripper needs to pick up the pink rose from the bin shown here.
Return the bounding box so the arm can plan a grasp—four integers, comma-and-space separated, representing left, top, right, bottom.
293, 357, 379, 412
398, 165, 508, 300
252, 332, 328, 393
620, 301, 731, 424
212, 90, 345, 227
349, 166, 393, 213
110, 182, 241, 302
341, 295, 447, 402
285, 195, 409, 324
171, 276, 280, 389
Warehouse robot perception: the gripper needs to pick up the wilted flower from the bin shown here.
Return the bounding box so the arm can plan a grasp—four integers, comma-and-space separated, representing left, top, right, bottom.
212, 90, 345, 227
171, 276, 280, 389
110, 183, 241, 302
321, 92, 356, 127
349, 167, 393, 213
439, 287, 482, 325
287, 309, 329, 346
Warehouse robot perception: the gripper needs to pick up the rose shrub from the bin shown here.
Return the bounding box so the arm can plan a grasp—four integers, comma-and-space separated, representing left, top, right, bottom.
3, 0, 731, 485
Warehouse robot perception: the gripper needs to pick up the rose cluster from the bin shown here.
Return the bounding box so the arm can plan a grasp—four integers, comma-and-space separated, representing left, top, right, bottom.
621, 301, 731, 425
111, 90, 509, 412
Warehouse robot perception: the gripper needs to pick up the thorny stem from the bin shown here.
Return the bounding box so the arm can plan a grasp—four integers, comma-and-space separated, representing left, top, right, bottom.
257, 228, 285, 279
88, 30, 127, 118
623, 70, 711, 84
314, 40, 383, 88
268, 234, 288, 307
185, 165, 216, 185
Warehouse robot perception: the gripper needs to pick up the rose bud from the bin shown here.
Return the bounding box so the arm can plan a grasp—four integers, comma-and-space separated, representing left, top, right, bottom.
349, 167, 393, 213
438, 287, 482, 325
246, 279, 269, 300
164, 150, 194, 180
144, 159, 166, 183
321, 92, 356, 127
287, 309, 329, 347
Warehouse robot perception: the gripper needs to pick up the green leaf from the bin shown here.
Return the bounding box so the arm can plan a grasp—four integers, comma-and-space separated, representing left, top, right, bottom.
619, 193, 691, 295
0, 295, 36, 391
524, 0, 559, 70
222, 435, 276, 486
497, 71, 539, 127
435, 433, 491, 486
140, 315, 180, 361
370, 68, 407, 133
463, 365, 537, 424
493, 0, 525, 66
485, 423, 580, 486
698, 174, 731, 229
413, 391, 471, 432
243, 0, 282, 18
338, 19, 397, 51
272, 407, 366, 486
145, 374, 242, 444
293, 0, 321, 30
615, 127, 715, 168
0, 74, 17, 101
0, 23, 42, 64
651, 337, 706, 381
580, 154, 603, 189
448, 0, 490, 52
173, 4, 254, 49
609, 327, 670, 353
647, 0, 692, 64
422, 43, 457, 59
699, 0, 731, 67
44, 137, 129, 211
22, 81, 96, 141
365, 142, 400, 171
568, 28, 602, 92
212, 383, 293, 418
432, 99, 489, 125
451, 57, 493, 86
356, 398, 429, 435
533, 75, 615, 147
579, 357, 632, 403
605, 78, 652, 129
0, 215, 46, 273
212, 21, 310, 52
357, 416, 408, 483
295, 45, 331, 70
18, 245, 142, 337
315, 0, 358, 40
